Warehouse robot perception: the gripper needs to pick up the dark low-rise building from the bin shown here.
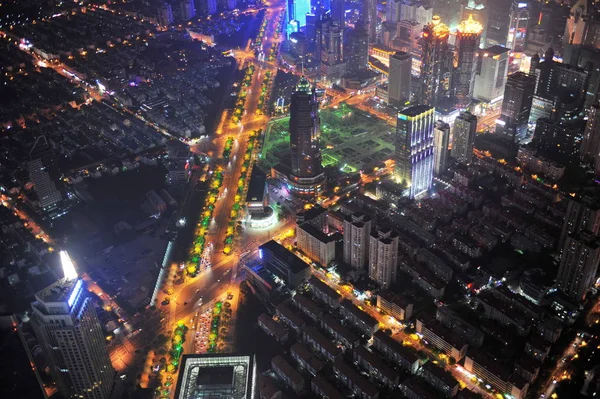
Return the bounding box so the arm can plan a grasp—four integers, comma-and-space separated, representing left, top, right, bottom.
259, 240, 311, 288
372, 331, 420, 374
340, 299, 379, 337
418, 362, 459, 397
353, 345, 400, 388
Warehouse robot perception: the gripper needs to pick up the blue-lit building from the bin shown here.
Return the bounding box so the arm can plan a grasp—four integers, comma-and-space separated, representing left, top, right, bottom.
394, 105, 435, 199
287, 0, 311, 37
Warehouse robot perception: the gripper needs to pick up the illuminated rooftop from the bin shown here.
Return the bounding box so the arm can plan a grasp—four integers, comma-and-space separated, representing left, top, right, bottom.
296, 76, 311, 92
425, 15, 449, 39
457, 14, 483, 35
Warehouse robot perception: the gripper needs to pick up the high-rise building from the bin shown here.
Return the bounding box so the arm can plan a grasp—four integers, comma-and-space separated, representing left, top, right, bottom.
495, 72, 535, 142
347, 23, 370, 73
419, 16, 451, 105
364, 0, 378, 41
400, 0, 434, 28
557, 232, 600, 302
27, 136, 67, 216
394, 105, 435, 198
287, 0, 311, 35
305, 13, 318, 43
386, 0, 402, 24
331, 0, 345, 27
343, 213, 372, 269
461, 1, 488, 46
31, 252, 116, 399
529, 48, 590, 123
318, 18, 346, 82
289, 77, 325, 195
451, 111, 477, 164
581, 101, 600, 163
453, 15, 483, 108
474, 45, 509, 104
175, 0, 195, 21
388, 51, 412, 106
368, 228, 399, 288
559, 195, 600, 252
433, 120, 450, 176
506, 0, 530, 52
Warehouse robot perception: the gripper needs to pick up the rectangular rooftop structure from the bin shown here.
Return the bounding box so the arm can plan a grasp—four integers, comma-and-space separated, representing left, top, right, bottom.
333, 358, 380, 399
308, 275, 342, 308
353, 345, 400, 387
311, 376, 345, 399
271, 355, 304, 393
340, 299, 379, 336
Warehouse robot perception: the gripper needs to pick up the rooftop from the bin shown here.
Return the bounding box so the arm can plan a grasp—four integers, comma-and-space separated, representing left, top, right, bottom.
309, 276, 342, 302
272, 355, 304, 386
333, 358, 379, 398
174, 354, 255, 399
260, 240, 310, 275
373, 331, 420, 364
354, 345, 400, 382
457, 14, 483, 35
35, 277, 80, 305
399, 104, 434, 118
341, 299, 379, 328
291, 342, 324, 372
311, 376, 345, 399
246, 166, 267, 204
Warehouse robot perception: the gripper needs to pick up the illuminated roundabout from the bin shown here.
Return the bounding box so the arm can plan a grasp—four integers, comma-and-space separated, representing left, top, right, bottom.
245, 205, 277, 230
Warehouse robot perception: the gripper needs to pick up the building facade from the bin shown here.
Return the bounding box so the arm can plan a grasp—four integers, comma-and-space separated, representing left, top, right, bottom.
496, 72, 535, 142
368, 228, 399, 288
451, 111, 477, 164
557, 231, 600, 302
343, 213, 372, 269
288, 77, 326, 195
395, 105, 435, 198
453, 15, 483, 108
388, 51, 412, 106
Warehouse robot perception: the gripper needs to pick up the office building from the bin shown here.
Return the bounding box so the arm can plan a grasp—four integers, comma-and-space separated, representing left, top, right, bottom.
451, 111, 477, 164
288, 77, 325, 195
419, 16, 451, 105
368, 228, 399, 288
557, 232, 600, 302
347, 23, 370, 73
474, 45, 510, 103
394, 105, 435, 198
433, 120, 450, 176
388, 51, 412, 106
31, 252, 116, 399
343, 213, 372, 269
318, 18, 346, 82
453, 15, 483, 108
259, 240, 311, 288
27, 136, 67, 216
246, 166, 272, 224
496, 72, 535, 142
507, 0, 529, 52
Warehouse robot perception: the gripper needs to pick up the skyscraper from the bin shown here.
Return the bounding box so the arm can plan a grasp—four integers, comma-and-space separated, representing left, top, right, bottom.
453, 15, 483, 108
419, 16, 451, 106
433, 120, 450, 176
347, 23, 370, 73
158, 2, 174, 25
557, 232, 600, 302
451, 111, 477, 164
395, 105, 435, 199
288, 77, 325, 195
287, 0, 311, 35
318, 18, 345, 82
388, 51, 412, 106
28, 136, 67, 216
31, 252, 116, 399
343, 213, 372, 269
507, 0, 529, 52
473, 45, 510, 103
368, 228, 399, 288
529, 48, 591, 123
495, 72, 535, 142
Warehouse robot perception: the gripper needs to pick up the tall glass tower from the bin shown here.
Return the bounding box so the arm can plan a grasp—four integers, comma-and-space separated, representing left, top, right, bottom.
289, 77, 325, 195
453, 15, 483, 108
394, 105, 435, 199
31, 252, 116, 399
419, 16, 451, 106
